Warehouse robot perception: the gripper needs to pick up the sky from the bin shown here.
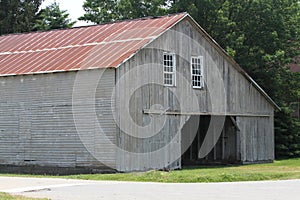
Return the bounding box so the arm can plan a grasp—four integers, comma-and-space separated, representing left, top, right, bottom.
41, 0, 94, 27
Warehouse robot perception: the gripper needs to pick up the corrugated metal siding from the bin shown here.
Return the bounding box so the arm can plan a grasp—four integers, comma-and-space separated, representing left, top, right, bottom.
0, 69, 116, 169
0, 13, 186, 76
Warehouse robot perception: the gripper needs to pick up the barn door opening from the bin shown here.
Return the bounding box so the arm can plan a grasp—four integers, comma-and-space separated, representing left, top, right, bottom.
181, 115, 240, 165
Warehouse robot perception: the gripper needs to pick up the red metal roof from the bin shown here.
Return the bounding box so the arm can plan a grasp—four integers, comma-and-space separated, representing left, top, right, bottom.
0, 13, 186, 76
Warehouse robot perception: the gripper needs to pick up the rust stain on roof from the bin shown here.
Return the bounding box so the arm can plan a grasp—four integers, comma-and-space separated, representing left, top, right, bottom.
0, 13, 187, 76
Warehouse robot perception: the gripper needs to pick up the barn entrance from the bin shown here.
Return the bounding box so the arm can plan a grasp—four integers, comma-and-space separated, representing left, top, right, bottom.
181, 115, 240, 165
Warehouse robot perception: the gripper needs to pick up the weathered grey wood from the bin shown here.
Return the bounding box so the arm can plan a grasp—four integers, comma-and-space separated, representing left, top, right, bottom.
0, 15, 275, 173
237, 116, 274, 162
0, 69, 116, 169
115, 17, 275, 170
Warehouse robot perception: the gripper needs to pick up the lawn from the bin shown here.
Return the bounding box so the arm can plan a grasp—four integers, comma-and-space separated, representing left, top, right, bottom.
1, 158, 300, 183
63, 158, 300, 183
0, 193, 47, 200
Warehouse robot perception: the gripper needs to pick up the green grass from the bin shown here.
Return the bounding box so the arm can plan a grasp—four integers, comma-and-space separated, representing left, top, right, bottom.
0, 193, 47, 200
1, 158, 300, 183
63, 158, 300, 183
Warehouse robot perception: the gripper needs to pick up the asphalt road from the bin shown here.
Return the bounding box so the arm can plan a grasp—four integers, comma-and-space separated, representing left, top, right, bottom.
0, 177, 300, 200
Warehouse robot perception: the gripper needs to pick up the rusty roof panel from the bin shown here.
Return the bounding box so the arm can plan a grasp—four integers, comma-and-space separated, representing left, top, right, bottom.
0, 13, 186, 76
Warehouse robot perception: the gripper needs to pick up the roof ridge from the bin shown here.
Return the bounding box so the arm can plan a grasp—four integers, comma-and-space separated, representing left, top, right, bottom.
0, 12, 187, 38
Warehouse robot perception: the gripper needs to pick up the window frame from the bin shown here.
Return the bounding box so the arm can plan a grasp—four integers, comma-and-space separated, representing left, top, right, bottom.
190, 56, 204, 89
163, 52, 176, 87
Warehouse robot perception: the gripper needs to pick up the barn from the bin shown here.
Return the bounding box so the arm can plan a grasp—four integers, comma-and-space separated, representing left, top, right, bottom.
0, 13, 279, 174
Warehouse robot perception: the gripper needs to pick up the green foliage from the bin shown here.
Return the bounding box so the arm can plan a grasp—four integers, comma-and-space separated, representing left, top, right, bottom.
79, 0, 118, 23
275, 106, 300, 158
117, 0, 166, 20
0, 0, 43, 35
34, 2, 76, 31
79, 0, 166, 24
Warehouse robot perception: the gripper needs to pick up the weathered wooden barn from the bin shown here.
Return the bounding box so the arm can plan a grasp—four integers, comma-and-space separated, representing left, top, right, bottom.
0, 13, 279, 173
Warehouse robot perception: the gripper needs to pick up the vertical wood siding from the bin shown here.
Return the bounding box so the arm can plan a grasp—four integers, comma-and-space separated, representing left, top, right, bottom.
116, 18, 274, 171
237, 116, 274, 162
148, 18, 274, 115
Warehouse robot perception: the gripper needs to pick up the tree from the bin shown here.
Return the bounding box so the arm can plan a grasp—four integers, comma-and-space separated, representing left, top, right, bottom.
79, 0, 166, 24
0, 0, 43, 35
34, 2, 76, 31
117, 0, 166, 20
79, 0, 118, 23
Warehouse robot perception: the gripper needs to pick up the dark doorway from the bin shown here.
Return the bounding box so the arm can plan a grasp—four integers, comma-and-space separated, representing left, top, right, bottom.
181, 115, 240, 165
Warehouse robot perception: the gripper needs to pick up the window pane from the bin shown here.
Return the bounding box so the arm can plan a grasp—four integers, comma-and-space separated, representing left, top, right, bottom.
163, 53, 175, 86
191, 57, 203, 88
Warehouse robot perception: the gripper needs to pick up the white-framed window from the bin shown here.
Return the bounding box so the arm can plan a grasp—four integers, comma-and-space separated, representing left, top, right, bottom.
191, 56, 204, 88
163, 52, 176, 86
